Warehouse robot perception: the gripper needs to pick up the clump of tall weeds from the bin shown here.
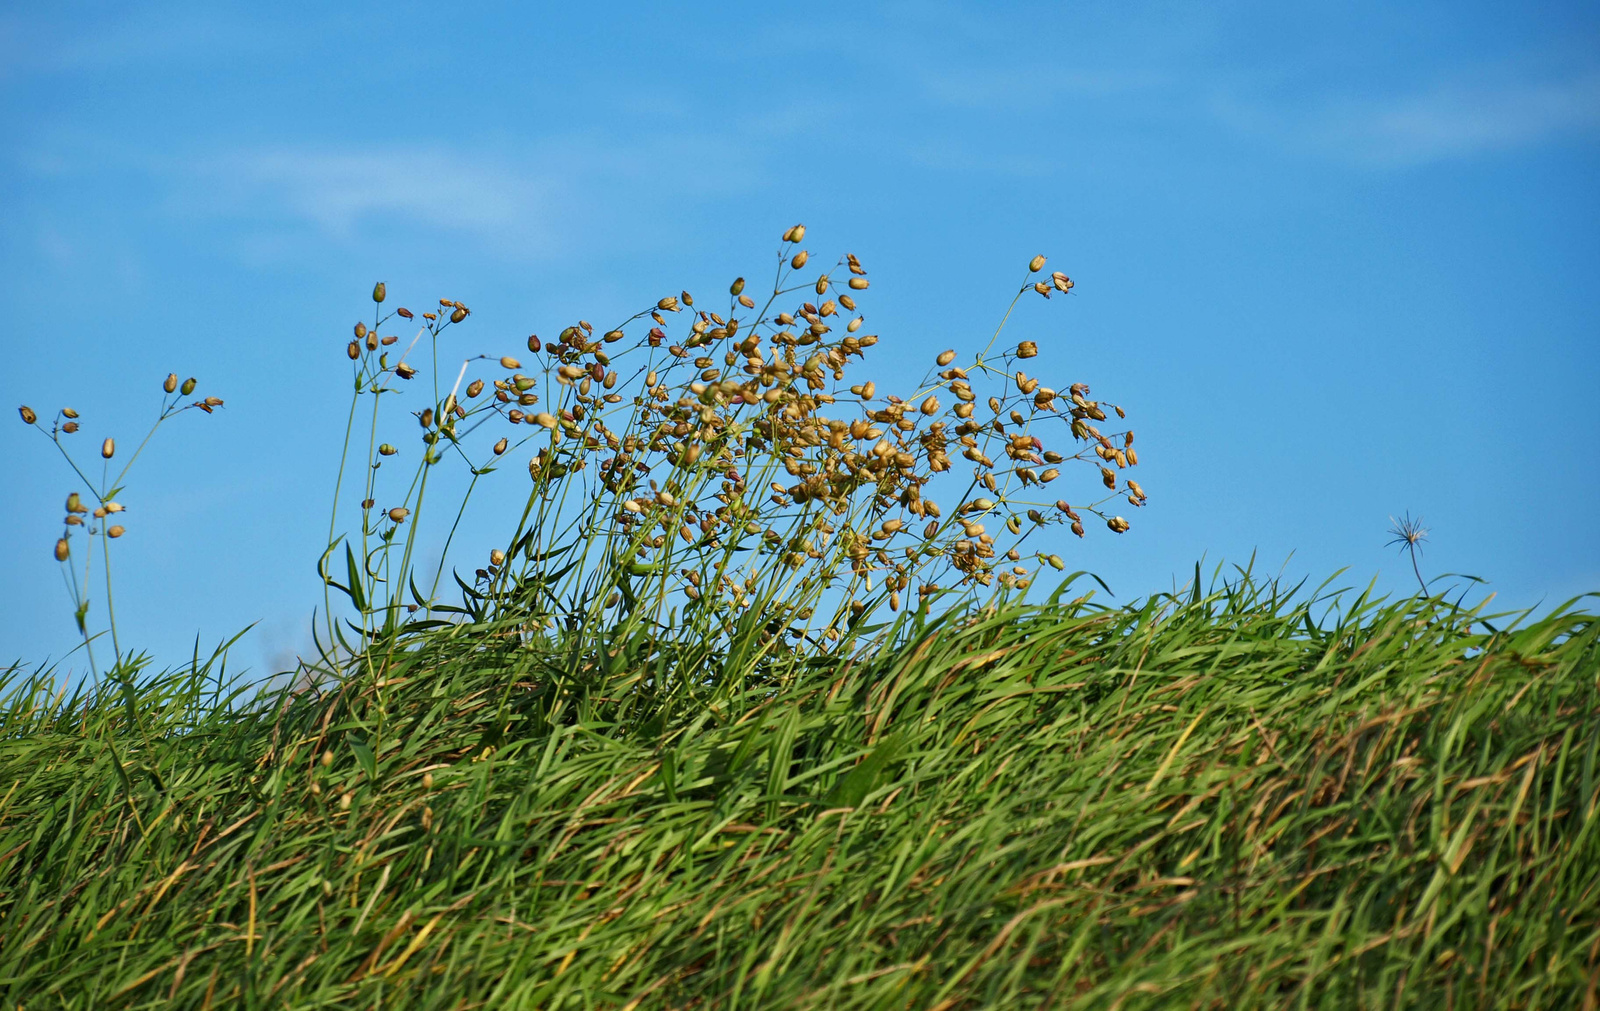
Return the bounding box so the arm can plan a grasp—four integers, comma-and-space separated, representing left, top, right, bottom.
312, 227, 1147, 692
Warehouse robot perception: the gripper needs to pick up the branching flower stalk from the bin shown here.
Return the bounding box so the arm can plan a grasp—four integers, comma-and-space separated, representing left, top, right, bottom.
17, 376, 223, 684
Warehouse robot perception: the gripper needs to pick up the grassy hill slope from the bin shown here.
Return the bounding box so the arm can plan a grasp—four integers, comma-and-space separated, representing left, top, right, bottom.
2, 578, 1596, 1009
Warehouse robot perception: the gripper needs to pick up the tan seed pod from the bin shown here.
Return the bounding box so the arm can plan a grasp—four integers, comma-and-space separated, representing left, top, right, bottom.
533, 412, 557, 429
19, 406, 37, 425
93, 506, 106, 518
388, 507, 409, 523
164, 373, 178, 393
54, 538, 69, 561
466, 379, 484, 398
378, 444, 397, 456
66, 492, 85, 513
848, 277, 868, 290
1017, 341, 1038, 358
920, 395, 939, 415
61, 421, 79, 435
786, 224, 806, 243
181, 377, 197, 395
492, 438, 508, 455
658, 296, 679, 312
1107, 516, 1130, 533
1071, 520, 1085, 537
347, 340, 361, 360
500, 356, 521, 370
354, 321, 368, 339
105, 501, 123, 513
790, 250, 809, 269
1040, 468, 1060, 483
450, 307, 467, 323
815, 275, 830, 295
1127, 448, 1139, 466
489, 549, 506, 567
936, 349, 957, 366
1029, 254, 1046, 272
101, 438, 115, 459
1051, 271, 1073, 292
107, 525, 125, 538
395, 363, 417, 379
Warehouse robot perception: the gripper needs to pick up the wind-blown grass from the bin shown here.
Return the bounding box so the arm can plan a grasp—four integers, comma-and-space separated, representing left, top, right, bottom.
2, 573, 1595, 1009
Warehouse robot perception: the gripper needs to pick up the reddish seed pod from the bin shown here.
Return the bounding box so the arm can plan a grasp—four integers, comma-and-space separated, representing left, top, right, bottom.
397, 307, 414, 319
373, 282, 386, 303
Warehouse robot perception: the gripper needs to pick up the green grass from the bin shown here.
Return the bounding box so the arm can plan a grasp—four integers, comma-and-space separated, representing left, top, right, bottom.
1, 573, 1595, 1009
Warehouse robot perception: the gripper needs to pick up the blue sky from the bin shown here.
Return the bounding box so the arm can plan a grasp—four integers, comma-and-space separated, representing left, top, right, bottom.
4, 1, 1598, 676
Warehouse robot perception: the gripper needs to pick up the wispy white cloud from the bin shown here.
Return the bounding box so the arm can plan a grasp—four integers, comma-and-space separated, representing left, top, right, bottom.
1212, 68, 1600, 168
1317, 72, 1600, 165
0, 8, 265, 77
190, 147, 566, 247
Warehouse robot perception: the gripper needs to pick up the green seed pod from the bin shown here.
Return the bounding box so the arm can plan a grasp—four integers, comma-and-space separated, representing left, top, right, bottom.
372, 281, 386, 303
181, 377, 197, 396
730, 277, 745, 296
